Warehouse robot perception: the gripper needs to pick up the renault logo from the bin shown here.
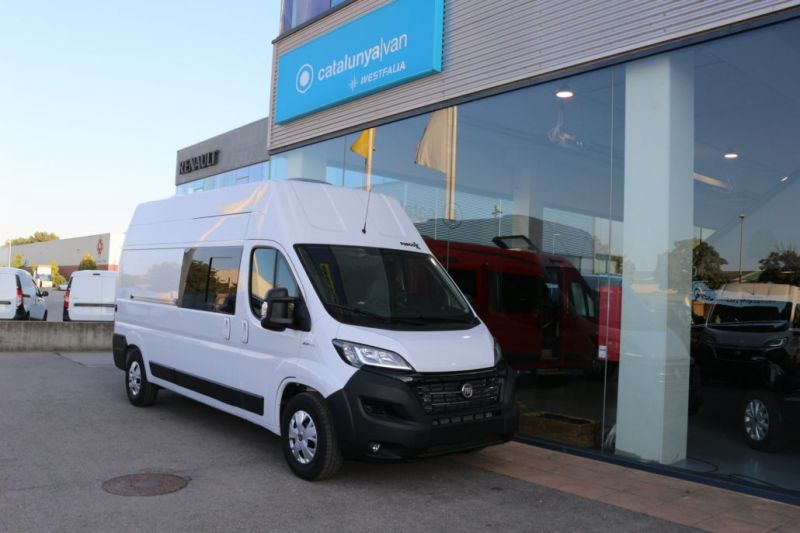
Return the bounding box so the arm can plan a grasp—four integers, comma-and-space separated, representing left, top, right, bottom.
461, 382, 474, 399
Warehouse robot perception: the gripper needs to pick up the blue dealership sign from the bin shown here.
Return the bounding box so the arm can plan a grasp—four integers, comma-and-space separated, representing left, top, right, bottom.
275, 0, 444, 124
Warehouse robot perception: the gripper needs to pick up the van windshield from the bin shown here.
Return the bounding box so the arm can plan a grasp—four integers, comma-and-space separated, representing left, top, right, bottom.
296, 244, 479, 331
709, 299, 792, 328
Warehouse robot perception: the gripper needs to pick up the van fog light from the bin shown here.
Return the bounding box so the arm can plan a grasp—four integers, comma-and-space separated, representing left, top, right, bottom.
369, 442, 381, 454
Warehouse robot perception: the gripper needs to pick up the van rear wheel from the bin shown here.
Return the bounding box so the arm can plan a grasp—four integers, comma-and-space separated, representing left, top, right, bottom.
281, 391, 342, 481
743, 390, 783, 451
125, 348, 158, 407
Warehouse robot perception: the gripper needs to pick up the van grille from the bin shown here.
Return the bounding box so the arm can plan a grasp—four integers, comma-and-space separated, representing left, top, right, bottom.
413, 371, 501, 416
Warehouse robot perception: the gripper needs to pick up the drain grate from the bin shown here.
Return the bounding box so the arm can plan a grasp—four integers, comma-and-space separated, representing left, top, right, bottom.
102, 473, 188, 497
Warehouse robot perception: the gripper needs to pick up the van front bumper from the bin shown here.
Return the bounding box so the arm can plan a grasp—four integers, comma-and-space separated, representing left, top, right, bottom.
326, 360, 518, 460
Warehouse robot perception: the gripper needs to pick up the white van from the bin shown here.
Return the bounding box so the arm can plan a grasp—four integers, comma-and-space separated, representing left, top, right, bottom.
114, 180, 517, 480
0, 267, 48, 320
63, 270, 117, 322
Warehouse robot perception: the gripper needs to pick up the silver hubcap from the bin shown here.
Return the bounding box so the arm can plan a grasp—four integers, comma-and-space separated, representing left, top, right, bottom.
287, 410, 318, 465
128, 361, 142, 396
744, 399, 769, 442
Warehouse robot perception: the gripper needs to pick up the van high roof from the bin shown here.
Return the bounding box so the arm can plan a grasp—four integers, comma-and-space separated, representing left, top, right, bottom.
123, 180, 424, 252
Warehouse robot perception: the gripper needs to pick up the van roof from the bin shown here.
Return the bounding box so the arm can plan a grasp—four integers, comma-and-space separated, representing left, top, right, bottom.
718, 282, 800, 302
0, 267, 28, 277
70, 270, 117, 278
124, 180, 425, 253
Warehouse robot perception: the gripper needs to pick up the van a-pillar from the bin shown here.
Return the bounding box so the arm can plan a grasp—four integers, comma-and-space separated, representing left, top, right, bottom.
616, 53, 693, 465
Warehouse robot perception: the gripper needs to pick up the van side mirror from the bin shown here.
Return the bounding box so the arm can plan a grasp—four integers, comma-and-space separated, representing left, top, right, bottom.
41, 291, 49, 297
260, 288, 311, 332
261, 288, 294, 331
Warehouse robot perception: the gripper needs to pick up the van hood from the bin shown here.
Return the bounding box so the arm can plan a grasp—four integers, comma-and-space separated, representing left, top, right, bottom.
333, 323, 495, 373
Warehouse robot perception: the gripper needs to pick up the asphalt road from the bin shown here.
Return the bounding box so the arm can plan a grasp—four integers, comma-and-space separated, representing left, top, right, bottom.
0, 352, 693, 533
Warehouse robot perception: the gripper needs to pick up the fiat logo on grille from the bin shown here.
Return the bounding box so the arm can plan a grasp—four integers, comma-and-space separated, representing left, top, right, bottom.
461, 382, 474, 399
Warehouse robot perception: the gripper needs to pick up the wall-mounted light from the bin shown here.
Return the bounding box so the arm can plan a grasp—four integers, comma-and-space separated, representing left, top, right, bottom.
555, 89, 574, 99
724, 152, 739, 159
780, 176, 789, 183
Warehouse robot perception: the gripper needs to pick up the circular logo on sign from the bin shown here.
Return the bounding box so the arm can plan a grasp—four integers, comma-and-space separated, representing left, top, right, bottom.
461, 382, 474, 399
296, 64, 314, 94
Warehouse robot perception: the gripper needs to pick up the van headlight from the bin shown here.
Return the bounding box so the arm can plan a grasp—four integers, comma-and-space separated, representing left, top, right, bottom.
333, 339, 414, 371
764, 337, 787, 348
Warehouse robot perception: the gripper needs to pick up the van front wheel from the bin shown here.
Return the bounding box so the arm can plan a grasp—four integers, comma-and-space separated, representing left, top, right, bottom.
281, 392, 342, 481
125, 349, 158, 407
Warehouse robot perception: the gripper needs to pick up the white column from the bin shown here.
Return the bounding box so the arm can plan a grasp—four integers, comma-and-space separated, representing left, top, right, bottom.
616, 53, 694, 464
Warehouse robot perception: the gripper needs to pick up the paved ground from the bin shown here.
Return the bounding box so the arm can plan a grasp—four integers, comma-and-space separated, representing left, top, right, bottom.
42, 290, 64, 322
0, 352, 693, 533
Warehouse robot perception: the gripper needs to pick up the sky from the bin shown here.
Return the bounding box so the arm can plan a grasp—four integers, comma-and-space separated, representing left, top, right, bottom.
0, 1, 281, 241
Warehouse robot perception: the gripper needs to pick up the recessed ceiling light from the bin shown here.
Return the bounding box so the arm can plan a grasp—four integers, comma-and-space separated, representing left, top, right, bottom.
556, 90, 574, 99
724, 152, 739, 159
780, 176, 789, 182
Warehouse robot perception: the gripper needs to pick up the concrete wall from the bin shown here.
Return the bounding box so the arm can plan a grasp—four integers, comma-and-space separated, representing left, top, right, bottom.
0, 322, 113, 352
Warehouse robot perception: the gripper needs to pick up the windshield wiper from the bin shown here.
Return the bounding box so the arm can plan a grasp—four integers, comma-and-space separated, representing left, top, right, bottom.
324, 303, 391, 322
395, 314, 477, 324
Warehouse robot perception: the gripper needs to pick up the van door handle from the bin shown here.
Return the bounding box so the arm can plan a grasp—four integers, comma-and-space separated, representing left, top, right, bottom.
241, 320, 249, 344
223, 317, 231, 340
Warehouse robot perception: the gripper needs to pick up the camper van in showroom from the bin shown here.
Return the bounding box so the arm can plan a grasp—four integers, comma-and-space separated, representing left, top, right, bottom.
114, 180, 517, 480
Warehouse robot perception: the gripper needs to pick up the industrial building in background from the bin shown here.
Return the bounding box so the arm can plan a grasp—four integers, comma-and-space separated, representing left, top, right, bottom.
0, 233, 123, 278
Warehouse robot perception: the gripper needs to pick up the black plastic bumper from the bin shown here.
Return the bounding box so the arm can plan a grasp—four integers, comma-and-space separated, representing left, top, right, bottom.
327, 360, 518, 460
112, 334, 127, 370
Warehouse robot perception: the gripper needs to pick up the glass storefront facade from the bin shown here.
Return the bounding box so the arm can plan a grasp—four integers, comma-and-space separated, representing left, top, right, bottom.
176, 161, 270, 195
280, 0, 349, 33
267, 18, 800, 496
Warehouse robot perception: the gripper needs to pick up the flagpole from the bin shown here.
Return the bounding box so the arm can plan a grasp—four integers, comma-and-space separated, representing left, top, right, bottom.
445, 107, 458, 219
364, 128, 374, 192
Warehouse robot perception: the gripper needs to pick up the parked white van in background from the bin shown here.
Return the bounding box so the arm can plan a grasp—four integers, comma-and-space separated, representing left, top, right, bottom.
0, 267, 48, 320
114, 180, 517, 480
63, 270, 117, 322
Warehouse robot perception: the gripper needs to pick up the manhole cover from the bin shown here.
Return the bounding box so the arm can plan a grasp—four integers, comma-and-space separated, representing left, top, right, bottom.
102, 473, 188, 497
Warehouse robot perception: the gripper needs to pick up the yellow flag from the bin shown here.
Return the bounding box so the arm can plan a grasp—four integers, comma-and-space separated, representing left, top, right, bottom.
350, 128, 375, 159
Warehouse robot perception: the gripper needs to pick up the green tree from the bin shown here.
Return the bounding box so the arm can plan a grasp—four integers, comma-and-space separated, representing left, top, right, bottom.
11, 253, 25, 268
5, 232, 59, 246
759, 247, 800, 286
78, 252, 97, 271
693, 241, 728, 289
51, 260, 66, 287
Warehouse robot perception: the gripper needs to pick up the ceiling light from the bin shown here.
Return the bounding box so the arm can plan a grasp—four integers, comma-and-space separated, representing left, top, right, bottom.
780, 176, 789, 182
555, 89, 574, 99
724, 152, 739, 159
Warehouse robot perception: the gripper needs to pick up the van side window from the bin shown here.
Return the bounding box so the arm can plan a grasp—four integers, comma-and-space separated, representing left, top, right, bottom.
569, 281, 597, 318
249, 248, 300, 318
179, 246, 242, 315
489, 272, 547, 313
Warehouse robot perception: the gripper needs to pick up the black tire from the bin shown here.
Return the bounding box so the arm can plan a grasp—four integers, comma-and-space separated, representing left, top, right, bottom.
125, 348, 158, 407
281, 391, 343, 481
42, 311, 48, 322
742, 390, 783, 451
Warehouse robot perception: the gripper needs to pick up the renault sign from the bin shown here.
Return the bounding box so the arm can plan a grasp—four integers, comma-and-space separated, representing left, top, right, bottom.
275, 0, 444, 124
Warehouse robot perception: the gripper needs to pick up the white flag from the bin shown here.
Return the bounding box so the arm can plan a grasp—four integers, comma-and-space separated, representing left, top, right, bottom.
415, 107, 457, 175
